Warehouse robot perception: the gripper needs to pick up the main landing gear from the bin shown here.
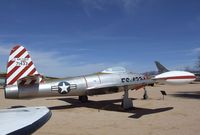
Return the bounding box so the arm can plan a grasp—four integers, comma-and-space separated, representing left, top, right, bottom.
121, 86, 133, 109
143, 87, 148, 100
79, 96, 88, 103
121, 86, 149, 109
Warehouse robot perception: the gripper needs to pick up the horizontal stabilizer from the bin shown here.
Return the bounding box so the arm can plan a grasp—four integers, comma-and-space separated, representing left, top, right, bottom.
17, 74, 44, 86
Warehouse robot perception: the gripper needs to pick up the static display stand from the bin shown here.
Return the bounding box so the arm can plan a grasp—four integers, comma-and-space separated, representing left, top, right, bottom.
160, 90, 167, 100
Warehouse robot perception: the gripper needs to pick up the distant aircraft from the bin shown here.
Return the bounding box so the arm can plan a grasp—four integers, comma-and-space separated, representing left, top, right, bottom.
4, 45, 154, 109
154, 61, 196, 85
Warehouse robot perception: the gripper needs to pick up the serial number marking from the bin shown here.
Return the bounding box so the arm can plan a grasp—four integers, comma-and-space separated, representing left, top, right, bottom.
16, 61, 28, 66
121, 77, 145, 83
12, 58, 29, 66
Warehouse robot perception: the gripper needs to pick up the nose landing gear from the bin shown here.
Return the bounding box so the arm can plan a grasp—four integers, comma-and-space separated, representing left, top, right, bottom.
121, 86, 133, 109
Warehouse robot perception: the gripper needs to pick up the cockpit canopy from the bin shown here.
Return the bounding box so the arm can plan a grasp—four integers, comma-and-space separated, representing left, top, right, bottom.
101, 67, 128, 74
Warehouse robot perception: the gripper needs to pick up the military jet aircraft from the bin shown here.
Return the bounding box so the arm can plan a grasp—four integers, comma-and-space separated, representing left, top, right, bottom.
4, 45, 196, 109
4, 45, 155, 109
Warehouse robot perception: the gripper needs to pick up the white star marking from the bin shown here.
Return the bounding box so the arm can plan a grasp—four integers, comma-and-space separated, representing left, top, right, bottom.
59, 82, 70, 93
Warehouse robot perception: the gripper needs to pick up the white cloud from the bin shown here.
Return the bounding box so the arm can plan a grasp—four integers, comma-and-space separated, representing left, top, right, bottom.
33, 56, 134, 77
29, 49, 135, 77
121, 0, 139, 11
0, 44, 13, 72
0, 42, 140, 77
0, 44, 107, 76
0, 44, 12, 55
193, 47, 200, 53
81, 0, 147, 16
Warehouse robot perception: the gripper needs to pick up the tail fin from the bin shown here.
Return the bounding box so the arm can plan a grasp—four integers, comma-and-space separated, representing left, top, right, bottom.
6, 45, 39, 86
155, 61, 169, 74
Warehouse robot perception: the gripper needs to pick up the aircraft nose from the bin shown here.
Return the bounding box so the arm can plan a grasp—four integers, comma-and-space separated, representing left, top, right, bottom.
192, 73, 196, 79
188, 71, 196, 77
186, 72, 196, 81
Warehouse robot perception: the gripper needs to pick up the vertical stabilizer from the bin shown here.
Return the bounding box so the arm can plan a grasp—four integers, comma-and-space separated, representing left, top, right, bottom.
155, 61, 169, 74
6, 45, 38, 86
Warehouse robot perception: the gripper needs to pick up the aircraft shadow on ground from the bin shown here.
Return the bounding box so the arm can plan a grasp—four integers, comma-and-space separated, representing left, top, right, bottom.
48, 98, 173, 119
169, 91, 200, 100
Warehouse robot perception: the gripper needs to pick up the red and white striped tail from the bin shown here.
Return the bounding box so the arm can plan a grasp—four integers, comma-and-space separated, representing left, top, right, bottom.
6, 45, 39, 86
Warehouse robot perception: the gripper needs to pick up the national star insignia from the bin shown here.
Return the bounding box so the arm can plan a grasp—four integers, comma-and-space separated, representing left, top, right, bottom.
58, 82, 70, 93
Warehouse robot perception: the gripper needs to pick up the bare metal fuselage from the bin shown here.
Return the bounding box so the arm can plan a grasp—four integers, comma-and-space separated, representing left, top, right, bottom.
5, 72, 152, 99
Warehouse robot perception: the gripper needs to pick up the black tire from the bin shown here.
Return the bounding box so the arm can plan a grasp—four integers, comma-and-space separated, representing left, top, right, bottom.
143, 93, 148, 100
79, 96, 88, 103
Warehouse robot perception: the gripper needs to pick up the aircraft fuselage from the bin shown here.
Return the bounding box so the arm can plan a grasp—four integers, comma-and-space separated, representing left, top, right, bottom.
5, 72, 152, 99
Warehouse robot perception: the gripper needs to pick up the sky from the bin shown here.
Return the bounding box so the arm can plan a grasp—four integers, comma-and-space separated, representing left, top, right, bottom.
0, 0, 200, 77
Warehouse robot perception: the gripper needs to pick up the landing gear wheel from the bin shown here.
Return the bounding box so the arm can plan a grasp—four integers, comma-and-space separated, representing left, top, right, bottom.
79, 96, 88, 103
143, 87, 148, 100
143, 92, 148, 99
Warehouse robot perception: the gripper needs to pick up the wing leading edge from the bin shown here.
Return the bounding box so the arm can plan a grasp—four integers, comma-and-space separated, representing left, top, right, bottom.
0, 106, 51, 135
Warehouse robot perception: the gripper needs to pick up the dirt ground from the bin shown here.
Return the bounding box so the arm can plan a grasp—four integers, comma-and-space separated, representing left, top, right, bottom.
0, 83, 200, 135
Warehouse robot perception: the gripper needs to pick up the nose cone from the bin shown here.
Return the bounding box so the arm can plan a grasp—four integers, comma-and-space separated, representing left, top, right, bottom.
188, 72, 196, 81
182, 71, 196, 79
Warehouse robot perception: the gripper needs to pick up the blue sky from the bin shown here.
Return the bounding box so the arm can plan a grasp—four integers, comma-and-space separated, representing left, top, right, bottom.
0, 0, 200, 77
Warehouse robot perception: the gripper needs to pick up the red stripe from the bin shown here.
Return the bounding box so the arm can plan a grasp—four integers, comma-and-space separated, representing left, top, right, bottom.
19, 80, 26, 85
26, 54, 30, 58
10, 45, 20, 55
7, 61, 15, 68
7, 48, 27, 68
16, 48, 26, 57
161, 76, 196, 80
8, 62, 33, 85
6, 66, 20, 79
7, 53, 29, 77
29, 68, 36, 75
30, 80, 37, 85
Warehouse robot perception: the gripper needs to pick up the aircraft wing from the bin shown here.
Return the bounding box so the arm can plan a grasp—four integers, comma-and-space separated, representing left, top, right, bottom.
44, 76, 60, 80
17, 74, 60, 86
0, 106, 51, 135
86, 83, 122, 90
86, 79, 154, 89
86, 79, 155, 95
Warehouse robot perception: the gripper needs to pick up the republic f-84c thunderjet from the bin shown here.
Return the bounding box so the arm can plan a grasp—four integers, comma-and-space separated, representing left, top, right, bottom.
4, 45, 196, 109
4, 45, 154, 109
